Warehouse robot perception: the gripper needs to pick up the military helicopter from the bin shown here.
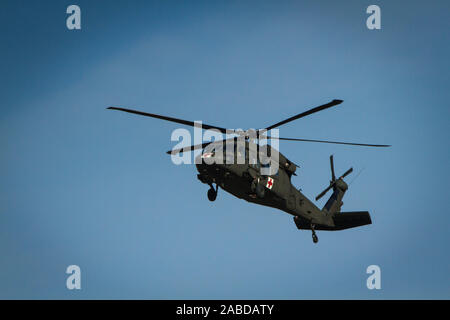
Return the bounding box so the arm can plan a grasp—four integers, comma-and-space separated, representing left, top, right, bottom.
108, 99, 390, 243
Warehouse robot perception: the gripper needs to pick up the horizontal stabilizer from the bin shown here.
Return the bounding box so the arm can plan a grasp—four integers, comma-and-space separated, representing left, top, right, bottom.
331, 211, 372, 230
294, 211, 372, 231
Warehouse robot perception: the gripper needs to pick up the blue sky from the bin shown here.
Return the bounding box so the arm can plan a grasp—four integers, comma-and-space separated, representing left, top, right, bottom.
0, 0, 449, 299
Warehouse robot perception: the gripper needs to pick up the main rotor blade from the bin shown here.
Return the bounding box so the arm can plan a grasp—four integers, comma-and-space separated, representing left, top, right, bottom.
166, 141, 214, 155
265, 99, 343, 131
107, 107, 229, 134
166, 137, 236, 155
264, 136, 391, 147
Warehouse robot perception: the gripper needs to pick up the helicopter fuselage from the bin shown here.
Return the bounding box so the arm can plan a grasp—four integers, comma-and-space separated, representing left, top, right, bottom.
195, 142, 334, 227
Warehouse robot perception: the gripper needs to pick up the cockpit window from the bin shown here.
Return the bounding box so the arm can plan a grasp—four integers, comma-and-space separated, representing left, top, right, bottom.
202, 142, 222, 154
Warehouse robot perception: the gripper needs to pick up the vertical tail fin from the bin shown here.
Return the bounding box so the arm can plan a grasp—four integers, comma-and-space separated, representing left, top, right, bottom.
316, 155, 352, 215
322, 179, 347, 214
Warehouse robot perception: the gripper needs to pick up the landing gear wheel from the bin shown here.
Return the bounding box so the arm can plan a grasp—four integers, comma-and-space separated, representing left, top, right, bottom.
207, 185, 218, 202
312, 234, 319, 243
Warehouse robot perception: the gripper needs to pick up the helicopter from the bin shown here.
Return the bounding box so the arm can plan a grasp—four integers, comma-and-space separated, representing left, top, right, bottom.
107, 99, 390, 243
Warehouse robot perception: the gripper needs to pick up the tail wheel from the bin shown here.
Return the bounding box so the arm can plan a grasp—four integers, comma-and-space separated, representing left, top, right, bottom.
311, 224, 319, 244
207, 186, 217, 202
312, 234, 319, 243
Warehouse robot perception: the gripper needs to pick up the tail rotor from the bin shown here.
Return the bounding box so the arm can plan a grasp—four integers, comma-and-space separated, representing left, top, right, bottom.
315, 155, 353, 201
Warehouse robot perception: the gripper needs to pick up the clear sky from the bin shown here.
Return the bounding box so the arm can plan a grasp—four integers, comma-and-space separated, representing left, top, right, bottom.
0, 0, 449, 299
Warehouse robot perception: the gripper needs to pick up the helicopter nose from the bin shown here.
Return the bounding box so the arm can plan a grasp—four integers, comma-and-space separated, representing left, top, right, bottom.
195, 153, 203, 165
195, 154, 205, 172
195, 153, 225, 173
